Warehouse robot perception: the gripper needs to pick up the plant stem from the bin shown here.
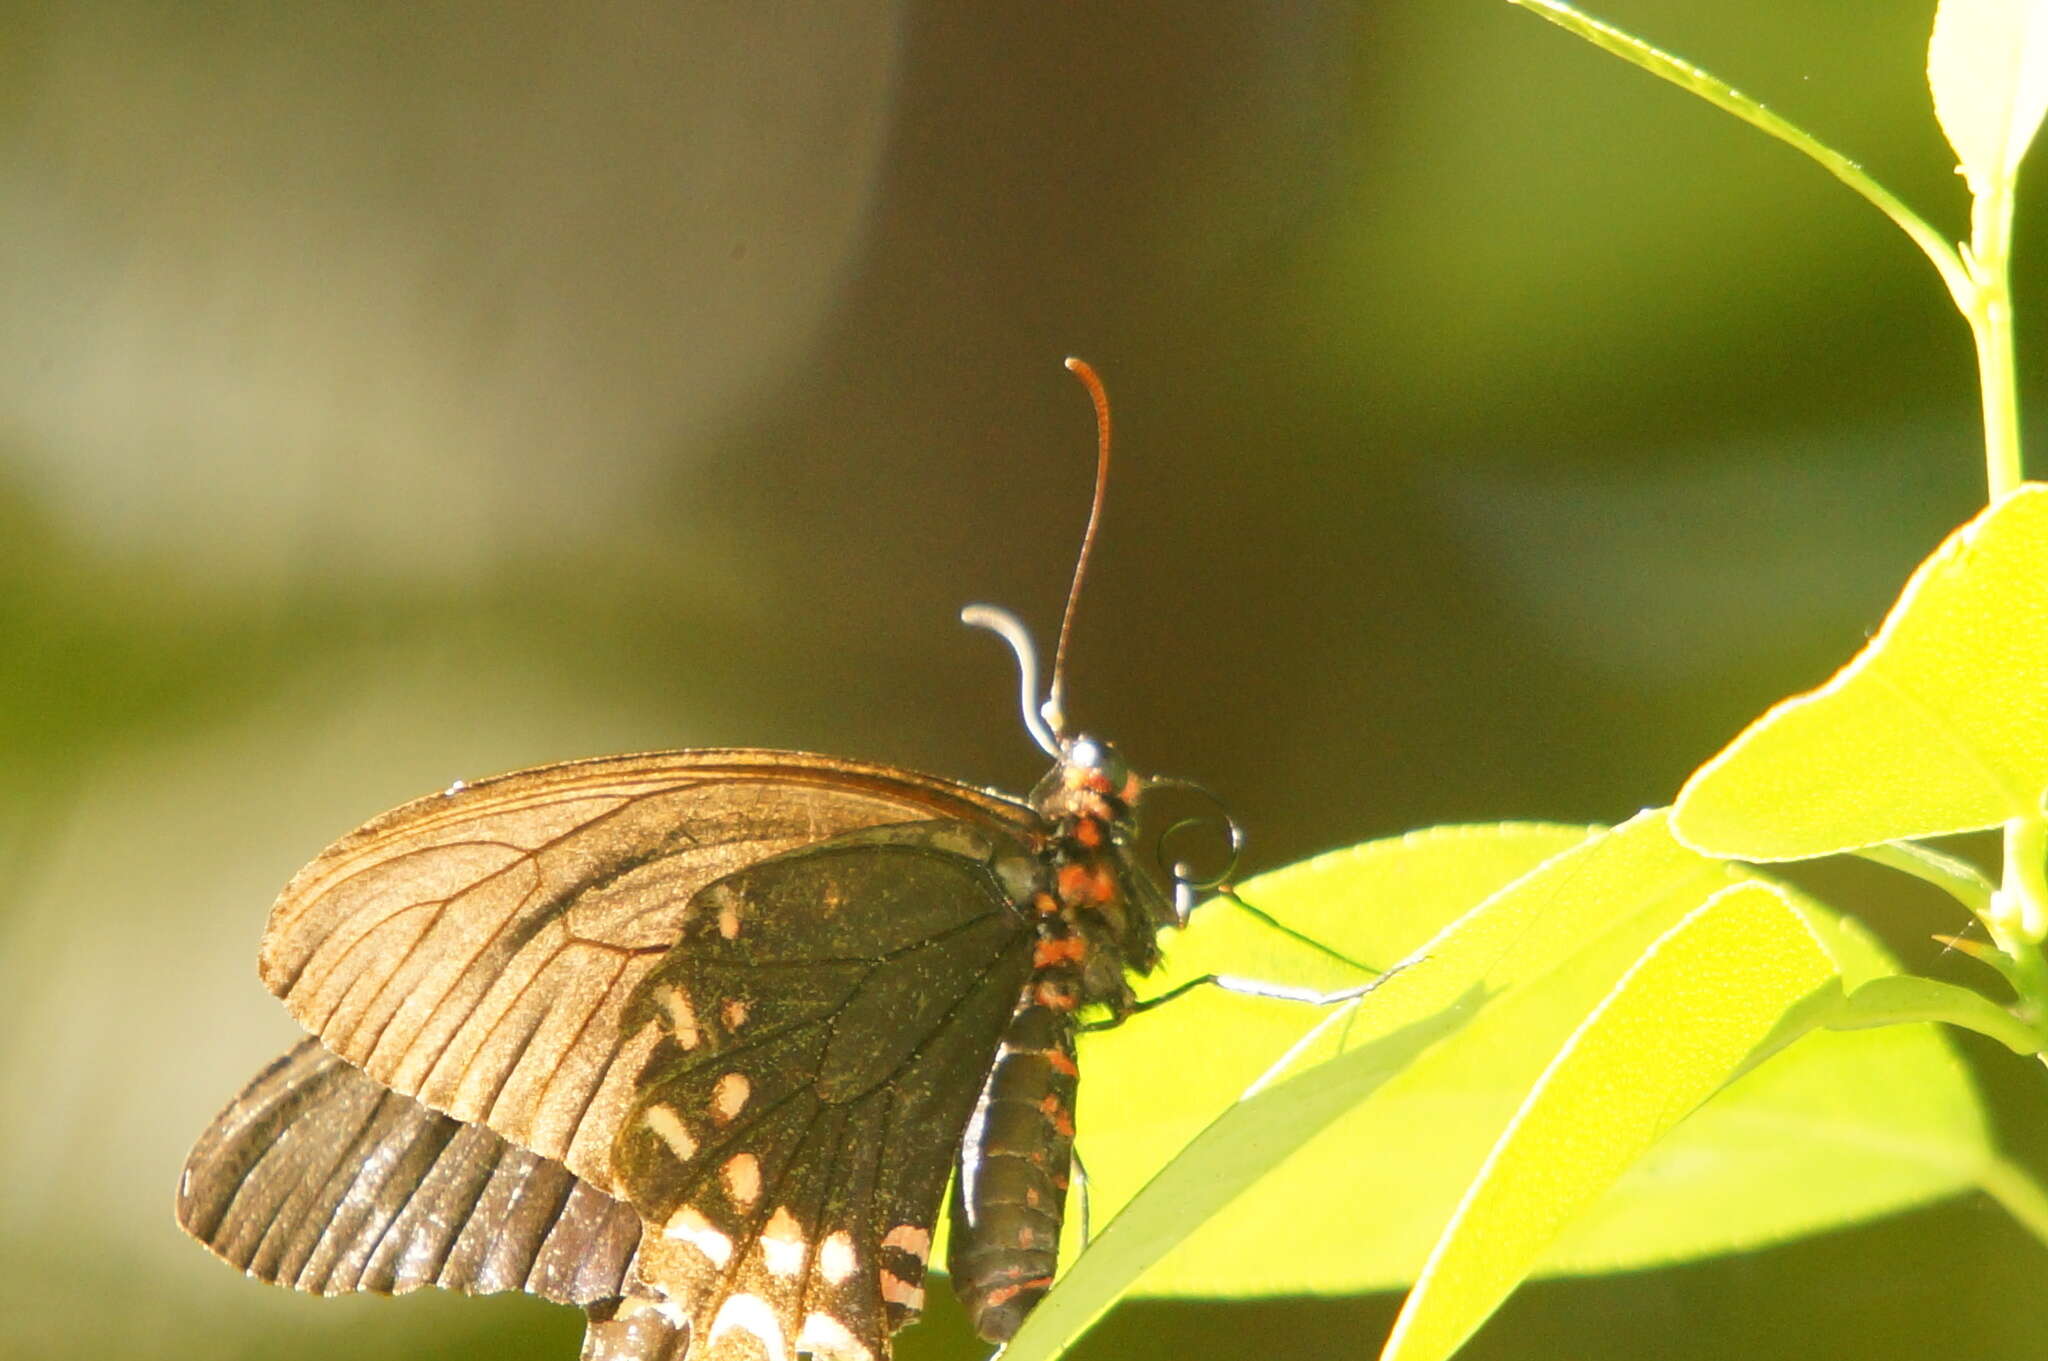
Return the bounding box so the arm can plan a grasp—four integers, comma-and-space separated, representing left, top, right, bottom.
2004, 817, 2048, 942
1991, 818, 2048, 1030
1967, 175, 2025, 499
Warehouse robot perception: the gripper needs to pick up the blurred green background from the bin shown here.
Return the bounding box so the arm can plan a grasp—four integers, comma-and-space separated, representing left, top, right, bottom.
5, 2, 2047, 1358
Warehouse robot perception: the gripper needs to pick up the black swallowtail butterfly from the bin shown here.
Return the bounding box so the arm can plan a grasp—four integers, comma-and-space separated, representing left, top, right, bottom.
176, 360, 1215, 1361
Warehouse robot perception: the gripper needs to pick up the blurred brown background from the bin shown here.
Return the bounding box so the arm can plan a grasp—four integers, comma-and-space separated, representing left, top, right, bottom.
4, 2, 2046, 1358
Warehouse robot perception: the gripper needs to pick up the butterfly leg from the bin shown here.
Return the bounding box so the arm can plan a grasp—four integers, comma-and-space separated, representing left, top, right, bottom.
1077, 968, 1395, 1033
1070, 1146, 1092, 1247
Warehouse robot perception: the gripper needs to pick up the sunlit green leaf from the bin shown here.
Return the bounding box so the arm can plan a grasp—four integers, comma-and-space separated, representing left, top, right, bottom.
1930, 0, 2048, 193
999, 996, 1483, 1361
1058, 814, 1991, 1317
1379, 882, 1838, 1361
1829, 973, 2039, 1053
1674, 485, 2048, 859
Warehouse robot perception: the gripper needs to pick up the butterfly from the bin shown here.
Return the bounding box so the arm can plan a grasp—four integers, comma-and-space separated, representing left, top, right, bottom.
176, 359, 1218, 1361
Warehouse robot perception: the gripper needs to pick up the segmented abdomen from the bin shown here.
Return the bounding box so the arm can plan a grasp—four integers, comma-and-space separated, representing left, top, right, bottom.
945, 992, 1079, 1341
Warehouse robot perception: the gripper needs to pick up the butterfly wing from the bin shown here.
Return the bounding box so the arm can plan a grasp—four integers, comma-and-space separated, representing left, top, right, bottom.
257, 750, 1037, 1196
176, 1036, 642, 1303
251, 750, 1046, 1360
613, 825, 1039, 1360
179, 1037, 690, 1359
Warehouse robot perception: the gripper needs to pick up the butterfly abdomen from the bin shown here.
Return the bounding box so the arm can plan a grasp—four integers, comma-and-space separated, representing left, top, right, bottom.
947, 762, 1168, 1344
945, 992, 1079, 1341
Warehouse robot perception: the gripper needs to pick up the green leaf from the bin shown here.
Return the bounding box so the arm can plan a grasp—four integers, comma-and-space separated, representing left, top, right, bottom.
1674, 485, 2048, 860
1055, 815, 1991, 1313
1829, 973, 2039, 1053
1541, 903, 1990, 1276
999, 995, 1484, 1361
1379, 883, 1839, 1361
1852, 840, 1997, 918
1930, 0, 2048, 194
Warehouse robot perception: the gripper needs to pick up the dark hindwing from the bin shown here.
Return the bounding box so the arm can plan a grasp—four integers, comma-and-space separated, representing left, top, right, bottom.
180, 1039, 690, 1358
614, 824, 1037, 1361
177, 1036, 669, 1312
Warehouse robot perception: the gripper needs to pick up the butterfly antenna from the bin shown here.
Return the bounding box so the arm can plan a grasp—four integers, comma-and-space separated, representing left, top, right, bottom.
960, 604, 1062, 758
1045, 356, 1113, 738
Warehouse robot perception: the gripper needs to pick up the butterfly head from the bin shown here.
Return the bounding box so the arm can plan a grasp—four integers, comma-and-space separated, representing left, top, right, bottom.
1036, 733, 1143, 823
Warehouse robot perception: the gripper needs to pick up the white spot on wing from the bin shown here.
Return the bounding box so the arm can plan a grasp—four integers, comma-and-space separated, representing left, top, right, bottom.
643, 1106, 698, 1162
818, 1230, 857, 1284
658, 986, 700, 1048
712, 1072, 751, 1123
722, 1152, 762, 1207
718, 902, 742, 939
797, 1311, 873, 1361
629, 1292, 689, 1327
708, 1293, 788, 1361
723, 998, 750, 1030
661, 1206, 734, 1268
760, 1206, 806, 1276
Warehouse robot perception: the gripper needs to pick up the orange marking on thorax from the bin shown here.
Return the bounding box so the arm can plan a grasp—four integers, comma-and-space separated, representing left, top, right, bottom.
1057, 862, 1115, 905
1032, 936, 1088, 968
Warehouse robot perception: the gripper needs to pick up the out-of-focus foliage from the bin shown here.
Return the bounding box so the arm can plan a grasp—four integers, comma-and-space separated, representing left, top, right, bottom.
5, 3, 2046, 1360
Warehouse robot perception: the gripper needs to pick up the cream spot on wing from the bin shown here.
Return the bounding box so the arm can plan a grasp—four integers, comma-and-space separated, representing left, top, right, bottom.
712, 1072, 751, 1123
718, 902, 742, 939
880, 1224, 931, 1262
708, 1293, 788, 1361
722, 1152, 762, 1208
657, 985, 700, 1048
878, 1270, 924, 1310
818, 1230, 857, 1284
642, 1105, 699, 1162
633, 1293, 689, 1328
760, 1205, 806, 1276
661, 1206, 734, 1268
723, 998, 750, 1030
797, 1311, 872, 1361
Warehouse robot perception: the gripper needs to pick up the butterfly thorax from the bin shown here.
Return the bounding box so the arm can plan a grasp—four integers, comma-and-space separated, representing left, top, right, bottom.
1024, 733, 1170, 1015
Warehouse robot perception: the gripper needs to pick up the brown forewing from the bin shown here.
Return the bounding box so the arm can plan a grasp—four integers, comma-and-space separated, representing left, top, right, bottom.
256, 750, 1037, 1201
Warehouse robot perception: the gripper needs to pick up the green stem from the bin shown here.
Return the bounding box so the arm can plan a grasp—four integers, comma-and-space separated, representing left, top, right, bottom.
1507, 0, 2028, 493
1967, 175, 2025, 499
1991, 819, 2048, 1029
2003, 818, 2048, 943
1979, 1150, 2048, 1252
